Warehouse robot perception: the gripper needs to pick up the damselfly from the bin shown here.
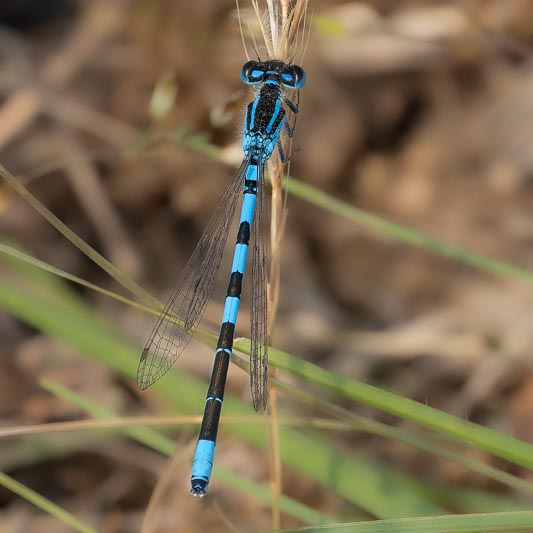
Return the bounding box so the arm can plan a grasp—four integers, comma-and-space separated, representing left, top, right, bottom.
137, 59, 305, 496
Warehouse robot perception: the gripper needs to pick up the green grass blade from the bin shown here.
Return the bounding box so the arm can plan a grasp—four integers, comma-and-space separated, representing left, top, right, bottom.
177, 131, 533, 284
273, 511, 533, 533
213, 469, 336, 525
41, 378, 176, 456
0, 162, 160, 308
263, 370, 533, 500
0, 470, 98, 533
0, 241, 157, 317
284, 178, 533, 283
250, 342, 533, 470
430, 486, 529, 514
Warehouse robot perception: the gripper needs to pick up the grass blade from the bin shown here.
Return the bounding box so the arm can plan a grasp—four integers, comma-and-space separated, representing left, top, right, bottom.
285, 177, 533, 284
0, 162, 160, 308
178, 130, 533, 284
261, 368, 533, 500
274, 511, 533, 533
249, 341, 533, 471
0, 470, 98, 533
0, 241, 157, 317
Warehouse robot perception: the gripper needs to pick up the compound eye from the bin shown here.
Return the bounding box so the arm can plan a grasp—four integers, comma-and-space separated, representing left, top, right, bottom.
241, 61, 265, 85
280, 64, 306, 89
290, 65, 306, 88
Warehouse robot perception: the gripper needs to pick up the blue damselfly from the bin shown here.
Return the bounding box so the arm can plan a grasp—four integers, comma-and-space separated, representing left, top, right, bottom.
138, 6, 306, 497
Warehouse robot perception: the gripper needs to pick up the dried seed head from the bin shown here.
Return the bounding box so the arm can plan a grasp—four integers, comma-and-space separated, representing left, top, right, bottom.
237, 0, 309, 63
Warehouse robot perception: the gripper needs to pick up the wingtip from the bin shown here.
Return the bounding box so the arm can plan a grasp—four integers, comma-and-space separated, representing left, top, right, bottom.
136, 368, 155, 390
137, 380, 149, 391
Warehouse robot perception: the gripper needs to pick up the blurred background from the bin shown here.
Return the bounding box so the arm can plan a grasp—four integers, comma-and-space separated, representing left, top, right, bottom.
1, 0, 533, 531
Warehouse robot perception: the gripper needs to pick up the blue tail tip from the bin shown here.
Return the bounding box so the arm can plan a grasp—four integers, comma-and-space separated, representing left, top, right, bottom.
190, 478, 208, 497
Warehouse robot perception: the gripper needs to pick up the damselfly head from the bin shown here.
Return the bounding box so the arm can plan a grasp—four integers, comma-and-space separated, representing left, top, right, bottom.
241, 59, 306, 89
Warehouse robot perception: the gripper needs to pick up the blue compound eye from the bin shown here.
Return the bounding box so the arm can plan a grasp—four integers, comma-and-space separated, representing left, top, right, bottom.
291, 65, 306, 88
241, 61, 265, 85
280, 64, 306, 89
